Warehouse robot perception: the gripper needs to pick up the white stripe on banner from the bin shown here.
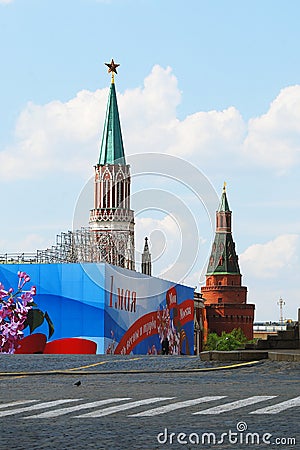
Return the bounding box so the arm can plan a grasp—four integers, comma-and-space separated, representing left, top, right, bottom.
25, 398, 132, 419
0, 399, 82, 418
0, 400, 38, 408
129, 396, 226, 417
76, 397, 175, 418
250, 396, 300, 414
194, 396, 277, 415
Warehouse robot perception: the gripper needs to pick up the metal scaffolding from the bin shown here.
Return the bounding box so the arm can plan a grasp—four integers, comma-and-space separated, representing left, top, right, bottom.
0, 227, 134, 268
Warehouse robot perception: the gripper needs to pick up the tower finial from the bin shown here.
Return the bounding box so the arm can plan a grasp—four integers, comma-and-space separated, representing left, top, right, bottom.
105, 58, 120, 84
223, 181, 227, 193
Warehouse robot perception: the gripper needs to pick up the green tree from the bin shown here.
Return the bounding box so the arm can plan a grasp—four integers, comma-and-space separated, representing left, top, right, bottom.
205, 328, 248, 351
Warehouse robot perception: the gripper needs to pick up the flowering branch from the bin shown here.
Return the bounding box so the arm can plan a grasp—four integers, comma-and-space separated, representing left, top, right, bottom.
0, 271, 54, 354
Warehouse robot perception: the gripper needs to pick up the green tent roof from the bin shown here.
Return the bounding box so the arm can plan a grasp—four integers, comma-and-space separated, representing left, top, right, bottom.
206, 232, 241, 275
99, 82, 126, 165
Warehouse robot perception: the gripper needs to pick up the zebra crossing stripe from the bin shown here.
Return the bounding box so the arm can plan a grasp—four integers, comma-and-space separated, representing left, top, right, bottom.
75, 397, 175, 418
0, 399, 82, 418
129, 396, 226, 417
25, 398, 132, 419
250, 396, 300, 414
194, 396, 277, 415
0, 400, 38, 409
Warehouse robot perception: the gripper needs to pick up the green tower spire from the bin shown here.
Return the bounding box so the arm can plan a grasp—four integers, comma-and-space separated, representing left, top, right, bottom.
206, 183, 241, 275
99, 59, 126, 165
218, 181, 230, 212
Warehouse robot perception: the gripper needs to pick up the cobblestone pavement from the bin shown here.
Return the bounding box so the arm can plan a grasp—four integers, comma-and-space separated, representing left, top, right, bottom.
0, 354, 207, 373
0, 355, 299, 450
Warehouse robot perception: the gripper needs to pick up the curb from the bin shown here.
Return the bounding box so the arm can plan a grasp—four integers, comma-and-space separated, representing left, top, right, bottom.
200, 350, 268, 362
200, 350, 300, 362
268, 352, 300, 362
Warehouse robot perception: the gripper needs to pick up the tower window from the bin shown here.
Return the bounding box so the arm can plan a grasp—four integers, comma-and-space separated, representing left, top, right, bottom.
117, 180, 124, 207
218, 298, 222, 303
103, 179, 111, 208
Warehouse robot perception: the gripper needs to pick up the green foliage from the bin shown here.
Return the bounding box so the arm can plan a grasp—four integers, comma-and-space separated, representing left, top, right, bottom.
205, 328, 248, 351
23, 309, 55, 339
44, 311, 55, 339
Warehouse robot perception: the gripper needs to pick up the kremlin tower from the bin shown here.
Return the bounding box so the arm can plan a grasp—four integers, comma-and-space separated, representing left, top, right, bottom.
141, 237, 152, 276
89, 60, 135, 270
201, 184, 254, 340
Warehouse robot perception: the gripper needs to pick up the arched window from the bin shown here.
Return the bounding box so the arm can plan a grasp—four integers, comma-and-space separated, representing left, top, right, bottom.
103, 172, 111, 208
116, 171, 124, 208
117, 179, 124, 207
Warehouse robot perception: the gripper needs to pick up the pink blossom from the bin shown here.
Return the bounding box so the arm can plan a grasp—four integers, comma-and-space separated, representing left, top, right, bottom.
20, 292, 34, 306
17, 271, 31, 289
0, 273, 36, 354
30, 286, 36, 296
0, 283, 8, 299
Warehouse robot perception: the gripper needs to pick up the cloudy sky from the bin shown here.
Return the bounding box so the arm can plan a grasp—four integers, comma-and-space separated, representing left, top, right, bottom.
1, 0, 299, 321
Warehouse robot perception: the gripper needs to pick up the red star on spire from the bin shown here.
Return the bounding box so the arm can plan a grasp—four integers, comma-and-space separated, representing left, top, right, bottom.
105, 59, 120, 74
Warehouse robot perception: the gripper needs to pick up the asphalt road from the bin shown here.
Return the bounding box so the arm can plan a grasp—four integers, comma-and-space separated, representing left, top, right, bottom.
0, 355, 299, 450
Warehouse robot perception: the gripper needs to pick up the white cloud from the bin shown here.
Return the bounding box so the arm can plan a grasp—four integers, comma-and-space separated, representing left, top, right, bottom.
243, 86, 300, 172
0, 89, 107, 181
239, 234, 300, 320
1, 65, 300, 182
135, 208, 208, 287
124, 65, 181, 124
0, 0, 14, 4
135, 215, 181, 269
0, 233, 52, 254
17, 233, 51, 253
169, 107, 246, 160
240, 234, 299, 279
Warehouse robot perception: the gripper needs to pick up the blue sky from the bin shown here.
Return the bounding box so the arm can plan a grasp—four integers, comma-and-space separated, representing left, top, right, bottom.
1, 0, 300, 321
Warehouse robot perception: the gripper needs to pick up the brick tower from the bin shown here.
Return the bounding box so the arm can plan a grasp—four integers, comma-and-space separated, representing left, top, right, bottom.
201, 184, 254, 339
89, 60, 135, 270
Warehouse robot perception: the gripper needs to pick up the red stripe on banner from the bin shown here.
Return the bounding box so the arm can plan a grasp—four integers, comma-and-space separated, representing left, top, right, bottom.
114, 311, 159, 354
114, 299, 194, 355
177, 299, 194, 326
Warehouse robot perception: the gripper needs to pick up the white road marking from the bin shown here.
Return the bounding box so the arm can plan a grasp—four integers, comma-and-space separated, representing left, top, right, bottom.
250, 396, 300, 414
0, 399, 82, 417
194, 396, 277, 415
129, 396, 226, 417
76, 397, 175, 418
0, 400, 38, 408
2, 395, 299, 418
25, 398, 132, 419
